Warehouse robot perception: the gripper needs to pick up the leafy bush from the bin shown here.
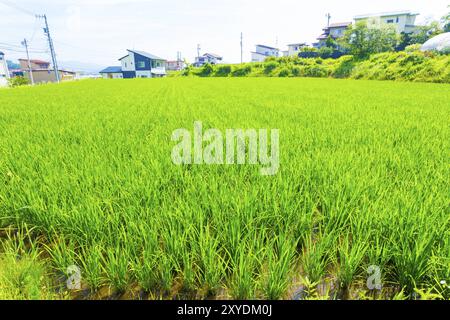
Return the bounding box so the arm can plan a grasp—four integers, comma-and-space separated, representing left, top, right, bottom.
319, 47, 334, 59
182, 65, 192, 76
232, 65, 252, 77
199, 63, 215, 77
304, 65, 328, 78
291, 66, 302, 77
332, 56, 356, 78
215, 65, 232, 77
264, 62, 278, 74
8, 76, 29, 88
405, 44, 422, 53
279, 68, 291, 77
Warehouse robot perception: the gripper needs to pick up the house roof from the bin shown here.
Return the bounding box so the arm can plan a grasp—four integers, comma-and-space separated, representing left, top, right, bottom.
354, 11, 419, 20
19, 59, 50, 65
256, 44, 279, 50
99, 66, 122, 73
204, 53, 223, 59
128, 49, 166, 61
328, 22, 352, 28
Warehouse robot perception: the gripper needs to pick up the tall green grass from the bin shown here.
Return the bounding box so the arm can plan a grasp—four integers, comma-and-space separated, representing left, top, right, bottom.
0, 78, 449, 299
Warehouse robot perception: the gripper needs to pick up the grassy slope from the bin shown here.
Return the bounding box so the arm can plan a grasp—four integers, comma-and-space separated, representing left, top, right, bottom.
181, 51, 450, 83
0, 78, 449, 299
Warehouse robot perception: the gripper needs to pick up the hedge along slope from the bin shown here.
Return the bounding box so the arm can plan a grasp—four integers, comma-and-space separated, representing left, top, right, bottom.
180, 51, 450, 83
350, 51, 450, 83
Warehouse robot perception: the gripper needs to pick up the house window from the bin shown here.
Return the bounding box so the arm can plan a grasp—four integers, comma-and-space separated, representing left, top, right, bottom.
396, 17, 399, 23
137, 61, 145, 68
152, 61, 162, 68
125, 62, 128, 68
387, 19, 394, 23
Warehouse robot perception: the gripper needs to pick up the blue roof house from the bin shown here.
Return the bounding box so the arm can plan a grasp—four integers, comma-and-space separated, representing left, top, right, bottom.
119, 49, 167, 78
99, 66, 123, 79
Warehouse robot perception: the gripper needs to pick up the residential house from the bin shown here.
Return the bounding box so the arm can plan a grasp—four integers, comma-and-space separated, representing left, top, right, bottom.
0, 51, 10, 87
193, 53, 223, 67
251, 45, 280, 62
354, 11, 419, 34
314, 22, 352, 48
18, 58, 75, 83
99, 66, 123, 79
166, 60, 186, 71
285, 43, 307, 57
119, 49, 167, 78
18, 59, 50, 70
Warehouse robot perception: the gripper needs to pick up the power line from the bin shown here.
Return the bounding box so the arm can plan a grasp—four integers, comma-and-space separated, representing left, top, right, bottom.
0, 0, 36, 17
28, 17, 42, 44
0, 41, 48, 52
0, 46, 48, 54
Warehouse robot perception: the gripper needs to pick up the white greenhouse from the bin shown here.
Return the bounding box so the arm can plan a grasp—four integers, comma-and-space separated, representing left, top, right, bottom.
420, 32, 450, 52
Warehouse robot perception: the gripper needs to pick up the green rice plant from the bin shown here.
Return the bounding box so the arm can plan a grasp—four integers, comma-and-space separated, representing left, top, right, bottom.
78, 244, 105, 291
101, 244, 130, 293
335, 235, 368, 292
228, 246, 259, 300
0, 227, 65, 300
45, 236, 77, 277
301, 231, 338, 285
158, 253, 175, 293
262, 235, 297, 300
0, 77, 449, 300
196, 226, 225, 294
228, 231, 265, 299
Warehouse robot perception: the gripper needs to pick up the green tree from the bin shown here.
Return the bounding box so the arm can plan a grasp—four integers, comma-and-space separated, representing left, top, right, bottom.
442, 8, 450, 32
325, 35, 337, 49
410, 21, 443, 44
339, 22, 398, 58
397, 32, 413, 51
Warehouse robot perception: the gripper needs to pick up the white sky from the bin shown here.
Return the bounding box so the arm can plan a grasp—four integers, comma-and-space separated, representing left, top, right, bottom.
0, 0, 448, 67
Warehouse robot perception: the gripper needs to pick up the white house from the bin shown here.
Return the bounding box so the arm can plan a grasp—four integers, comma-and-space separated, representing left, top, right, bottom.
285, 43, 307, 57
251, 45, 280, 62
119, 49, 167, 78
99, 66, 123, 79
166, 60, 186, 71
0, 51, 10, 87
354, 11, 419, 34
194, 53, 223, 67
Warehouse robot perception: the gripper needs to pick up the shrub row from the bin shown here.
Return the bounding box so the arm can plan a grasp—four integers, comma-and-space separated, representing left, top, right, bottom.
177, 49, 450, 83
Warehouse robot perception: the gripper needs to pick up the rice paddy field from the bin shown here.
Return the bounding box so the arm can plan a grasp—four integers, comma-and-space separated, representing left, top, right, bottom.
0, 77, 449, 300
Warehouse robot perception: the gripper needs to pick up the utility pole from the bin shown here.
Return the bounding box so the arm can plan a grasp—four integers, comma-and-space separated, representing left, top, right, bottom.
21, 39, 34, 85
326, 13, 331, 27
0, 52, 10, 79
240, 32, 243, 64
36, 14, 60, 83
197, 44, 201, 63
